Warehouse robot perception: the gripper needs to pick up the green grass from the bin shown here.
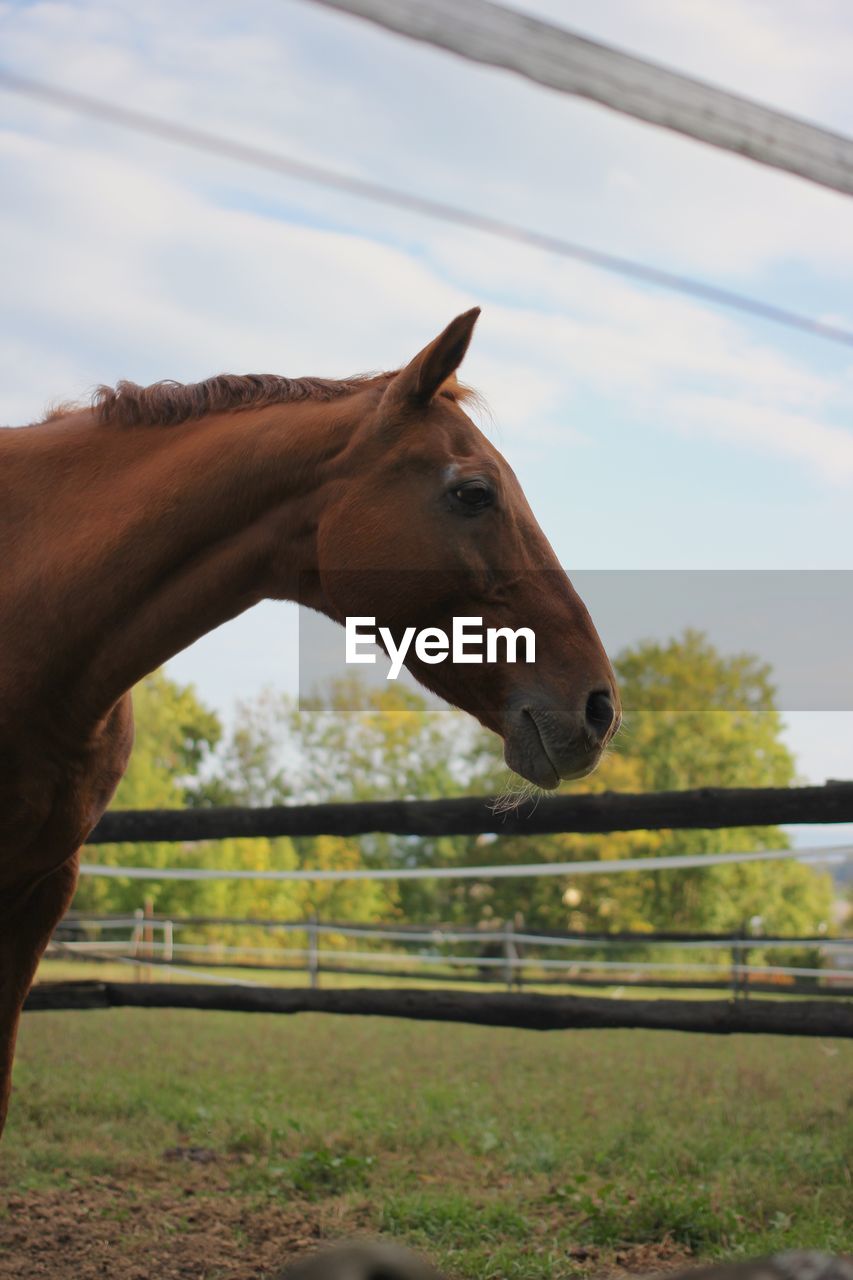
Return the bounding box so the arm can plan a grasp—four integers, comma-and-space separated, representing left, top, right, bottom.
5, 984, 852, 1277
34, 956, 760, 1000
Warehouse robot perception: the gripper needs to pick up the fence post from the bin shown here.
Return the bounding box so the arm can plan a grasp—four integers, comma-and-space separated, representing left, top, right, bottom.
163, 919, 174, 964
731, 927, 750, 1002
131, 908, 144, 980
308, 914, 320, 989
143, 897, 155, 983
503, 919, 516, 992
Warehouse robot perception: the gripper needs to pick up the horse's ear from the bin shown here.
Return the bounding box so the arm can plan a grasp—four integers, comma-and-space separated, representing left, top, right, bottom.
382, 308, 480, 414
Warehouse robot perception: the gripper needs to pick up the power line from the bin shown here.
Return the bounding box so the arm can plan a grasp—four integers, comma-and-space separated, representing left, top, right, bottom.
309, 0, 853, 198
2, 66, 852, 349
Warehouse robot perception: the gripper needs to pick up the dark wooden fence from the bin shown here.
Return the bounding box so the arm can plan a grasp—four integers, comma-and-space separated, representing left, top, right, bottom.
31, 783, 853, 1038
24, 981, 853, 1038
86, 780, 853, 842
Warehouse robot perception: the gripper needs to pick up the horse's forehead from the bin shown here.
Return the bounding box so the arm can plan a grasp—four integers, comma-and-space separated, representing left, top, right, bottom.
401, 407, 505, 472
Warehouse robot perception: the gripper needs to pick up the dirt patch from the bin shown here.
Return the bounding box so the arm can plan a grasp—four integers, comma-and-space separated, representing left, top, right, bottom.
597, 1243, 697, 1276
0, 1181, 328, 1280
0, 1179, 694, 1280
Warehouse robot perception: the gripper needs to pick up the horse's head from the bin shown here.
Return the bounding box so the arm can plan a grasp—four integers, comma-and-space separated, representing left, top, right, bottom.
315, 309, 620, 788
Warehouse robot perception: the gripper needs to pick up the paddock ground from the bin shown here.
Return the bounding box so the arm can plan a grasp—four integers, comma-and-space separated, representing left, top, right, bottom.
2, 976, 851, 1280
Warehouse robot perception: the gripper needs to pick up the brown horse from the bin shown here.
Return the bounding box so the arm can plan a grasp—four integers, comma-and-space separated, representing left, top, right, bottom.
0, 309, 619, 1133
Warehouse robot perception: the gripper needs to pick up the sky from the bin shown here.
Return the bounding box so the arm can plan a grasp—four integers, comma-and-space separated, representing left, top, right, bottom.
1, 0, 852, 845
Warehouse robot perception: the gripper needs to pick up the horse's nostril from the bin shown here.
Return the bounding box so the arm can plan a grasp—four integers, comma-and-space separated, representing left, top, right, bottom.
585, 690, 615, 740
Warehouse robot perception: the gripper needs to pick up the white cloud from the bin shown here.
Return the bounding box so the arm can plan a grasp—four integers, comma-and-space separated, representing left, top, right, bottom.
0, 130, 477, 415
3, 0, 851, 781
3, 122, 853, 491
2, 0, 853, 289
667, 394, 853, 484
513, 0, 853, 130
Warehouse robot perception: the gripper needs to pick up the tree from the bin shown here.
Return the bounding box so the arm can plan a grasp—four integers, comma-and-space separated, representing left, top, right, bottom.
467, 631, 832, 935
609, 631, 830, 933
77, 632, 834, 948
73, 671, 224, 917
76, 674, 389, 943
198, 679, 496, 921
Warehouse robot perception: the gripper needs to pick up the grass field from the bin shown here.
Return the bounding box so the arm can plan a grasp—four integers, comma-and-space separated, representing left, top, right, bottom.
31, 955, 781, 1000
2, 972, 851, 1280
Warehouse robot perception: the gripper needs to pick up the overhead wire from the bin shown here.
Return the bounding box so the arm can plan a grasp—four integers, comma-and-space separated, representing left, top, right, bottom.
2, 66, 852, 348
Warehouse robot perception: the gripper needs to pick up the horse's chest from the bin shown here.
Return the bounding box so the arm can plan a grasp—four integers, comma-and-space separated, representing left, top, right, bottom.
0, 696, 134, 884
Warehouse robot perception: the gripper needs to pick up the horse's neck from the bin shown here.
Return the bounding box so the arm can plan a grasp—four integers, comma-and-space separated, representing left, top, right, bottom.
3, 401, 353, 731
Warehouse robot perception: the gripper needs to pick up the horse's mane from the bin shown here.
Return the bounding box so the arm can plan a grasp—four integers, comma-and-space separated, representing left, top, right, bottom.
41, 369, 477, 428
90, 371, 394, 428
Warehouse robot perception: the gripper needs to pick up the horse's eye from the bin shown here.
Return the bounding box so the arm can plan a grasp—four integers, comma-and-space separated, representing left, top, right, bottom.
452, 481, 493, 511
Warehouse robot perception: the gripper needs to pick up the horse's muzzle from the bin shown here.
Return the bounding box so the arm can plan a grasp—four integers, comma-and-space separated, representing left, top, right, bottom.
502, 694, 618, 789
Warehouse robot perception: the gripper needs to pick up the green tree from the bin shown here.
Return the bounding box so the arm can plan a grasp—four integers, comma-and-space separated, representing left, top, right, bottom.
77, 633, 833, 951
466, 631, 832, 935
73, 671, 223, 917
202, 679, 496, 921
76, 674, 388, 942
612, 631, 830, 933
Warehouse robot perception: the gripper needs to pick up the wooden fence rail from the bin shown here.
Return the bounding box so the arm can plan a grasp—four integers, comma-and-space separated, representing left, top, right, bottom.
24, 982, 853, 1037
311, 0, 853, 198
87, 781, 853, 843
57, 911, 851, 947
50, 908, 853, 1000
